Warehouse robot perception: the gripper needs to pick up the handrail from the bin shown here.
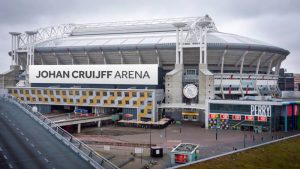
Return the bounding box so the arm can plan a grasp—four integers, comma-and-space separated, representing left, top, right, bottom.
0, 94, 119, 169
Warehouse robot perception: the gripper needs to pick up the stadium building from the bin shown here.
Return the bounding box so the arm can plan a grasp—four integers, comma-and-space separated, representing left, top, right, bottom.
2, 15, 299, 132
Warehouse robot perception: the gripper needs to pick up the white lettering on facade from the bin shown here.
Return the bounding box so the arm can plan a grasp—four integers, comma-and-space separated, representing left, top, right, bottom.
250, 105, 272, 117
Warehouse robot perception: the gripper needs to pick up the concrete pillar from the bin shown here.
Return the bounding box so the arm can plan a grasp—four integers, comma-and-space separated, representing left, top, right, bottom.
77, 123, 81, 133
284, 105, 288, 132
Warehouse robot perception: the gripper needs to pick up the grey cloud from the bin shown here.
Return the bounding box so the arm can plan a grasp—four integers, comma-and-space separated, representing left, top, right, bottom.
0, 0, 299, 73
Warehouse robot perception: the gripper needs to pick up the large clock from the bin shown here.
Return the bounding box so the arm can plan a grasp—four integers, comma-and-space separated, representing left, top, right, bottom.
183, 84, 198, 99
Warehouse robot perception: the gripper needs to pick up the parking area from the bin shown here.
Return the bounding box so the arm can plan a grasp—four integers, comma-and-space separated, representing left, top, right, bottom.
76, 121, 300, 169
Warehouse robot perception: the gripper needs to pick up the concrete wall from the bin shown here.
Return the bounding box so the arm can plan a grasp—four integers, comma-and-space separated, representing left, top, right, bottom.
165, 64, 183, 104
0, 65, 20, 89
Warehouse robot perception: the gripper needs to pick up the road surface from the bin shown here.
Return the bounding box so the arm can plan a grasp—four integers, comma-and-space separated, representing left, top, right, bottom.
0, 100, 92, 169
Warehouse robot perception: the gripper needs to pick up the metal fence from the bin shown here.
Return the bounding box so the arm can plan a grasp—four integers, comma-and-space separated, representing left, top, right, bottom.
0, 94, 119, 169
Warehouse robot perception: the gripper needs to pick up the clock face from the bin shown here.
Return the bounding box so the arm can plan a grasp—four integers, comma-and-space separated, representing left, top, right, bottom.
183, 84, 198, 99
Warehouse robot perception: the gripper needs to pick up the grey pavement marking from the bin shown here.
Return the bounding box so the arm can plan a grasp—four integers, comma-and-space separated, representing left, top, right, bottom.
20, 132, 24, 135
12, 123, 15, 126
8, 164, 13, 169
37, 150, 42, 155
25, 137, 29, 141
4, 155, 8, 160
44, 158, 49, 163
16, 127, 19, 131
31, 143, 35, 148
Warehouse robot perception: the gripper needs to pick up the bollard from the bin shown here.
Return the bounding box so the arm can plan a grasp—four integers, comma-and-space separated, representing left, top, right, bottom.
253, 135, 255, 142
261, 136, 263, 142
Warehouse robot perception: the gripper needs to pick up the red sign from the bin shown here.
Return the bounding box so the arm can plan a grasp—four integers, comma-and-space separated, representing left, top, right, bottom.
232, 115, 241, 120
209, 113, 217, 119
245, 115, 254, 121
175, 154, 188, 163
220, 114, 229, 119
258, 116, 267, 122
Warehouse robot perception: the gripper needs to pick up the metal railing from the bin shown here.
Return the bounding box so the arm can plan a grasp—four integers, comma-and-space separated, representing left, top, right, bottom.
0, 94, 119, 169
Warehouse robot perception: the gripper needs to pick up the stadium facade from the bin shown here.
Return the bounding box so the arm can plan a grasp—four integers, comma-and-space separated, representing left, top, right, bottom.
3, 15, 299, 132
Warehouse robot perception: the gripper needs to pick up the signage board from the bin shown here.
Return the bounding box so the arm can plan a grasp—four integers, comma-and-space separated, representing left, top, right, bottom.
209, 113, 218, 119
220, 114, 229, 120
250, 105, 271, 117
232, 114, 241, 120
258, 116, 267, 122
245, 115, 254, 121
29, 64, 158, 85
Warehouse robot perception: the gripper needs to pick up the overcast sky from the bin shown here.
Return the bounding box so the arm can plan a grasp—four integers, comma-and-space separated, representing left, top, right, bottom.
0, 0, 299, 73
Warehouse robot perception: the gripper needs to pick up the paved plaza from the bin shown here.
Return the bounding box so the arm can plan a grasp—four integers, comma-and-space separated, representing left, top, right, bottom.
76, 122, 299, 169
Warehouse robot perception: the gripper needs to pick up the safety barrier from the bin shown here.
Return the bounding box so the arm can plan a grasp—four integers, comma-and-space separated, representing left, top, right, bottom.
0, 94, 119, 169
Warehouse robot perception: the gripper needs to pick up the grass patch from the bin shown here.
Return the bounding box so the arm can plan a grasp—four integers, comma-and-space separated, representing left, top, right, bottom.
182, 136, 300, 169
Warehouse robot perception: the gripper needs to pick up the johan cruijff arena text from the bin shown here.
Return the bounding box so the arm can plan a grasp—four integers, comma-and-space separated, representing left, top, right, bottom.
3, 15, 297, 132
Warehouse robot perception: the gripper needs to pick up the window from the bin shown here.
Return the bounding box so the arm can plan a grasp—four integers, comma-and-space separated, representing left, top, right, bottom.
125, 100, 129, 104
76, 99, 80, 103
147, 109, 152, 114
111, 100, 115, 104
133, 101, 137, 105
56, 91, 59, 95
63, 99, 67, 102
90, 99, 93, 103
39, 98, 43, 102
148, 92, 152, 98
32, 90, 35, 94
25, 90, 29, 94
49, 91, 53, 95
83, 99, 86, 103
20, 90, 24, 94
117, 92, 122, 97
96, 91, 100, 96
118, 100, 122, 104
62, 91, 66, 95
140, 92, 145, 97
45, 98, 48, 102
192, 115, 197, 120
57, 98, 61, 102
69, 99, 73, 103
125, 92, 129, 97
44, 90, 47, 95
51, 98, 54, 102
89, 91, 93, 96
37, 90, 41, 94
110, 92, 114, 96
82, 91, 86, 95
75, 91, 79, 95
69, 90, 73, 95
183, 115, 188, 120
132, 92, 137, 97
104, 100, 108, 104
103, 92, 107, 96
97, 100, 101, 104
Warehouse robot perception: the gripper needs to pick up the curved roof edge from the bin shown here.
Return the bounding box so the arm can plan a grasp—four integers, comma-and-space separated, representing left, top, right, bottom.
34, 43, 289, 56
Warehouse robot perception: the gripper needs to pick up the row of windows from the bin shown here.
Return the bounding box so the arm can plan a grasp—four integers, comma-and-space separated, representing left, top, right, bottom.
10, 89, 152, 98
18, 97, 151, 105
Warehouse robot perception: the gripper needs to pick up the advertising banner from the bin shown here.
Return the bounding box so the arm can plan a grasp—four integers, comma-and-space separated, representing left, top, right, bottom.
29, 64, 158, 85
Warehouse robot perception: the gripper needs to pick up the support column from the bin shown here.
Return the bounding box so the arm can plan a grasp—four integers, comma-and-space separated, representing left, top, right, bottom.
284, 105, 288, 132
179, 27, 184, 64
9, 32, 21, 66
98, 120, 101, 127
77, 123, 81, 133
25, 31, 38, 66
175, 27, 179, 64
